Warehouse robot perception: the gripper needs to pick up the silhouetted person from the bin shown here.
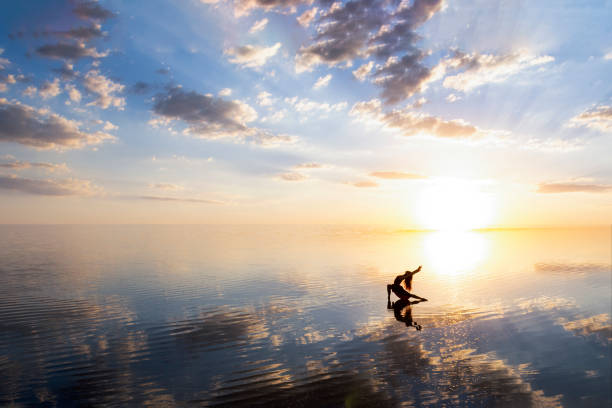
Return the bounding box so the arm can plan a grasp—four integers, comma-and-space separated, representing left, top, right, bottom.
387, 298, 424, 330
387, 266, 427, 302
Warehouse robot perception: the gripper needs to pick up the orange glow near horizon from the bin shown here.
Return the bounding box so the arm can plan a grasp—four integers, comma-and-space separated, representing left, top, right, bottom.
415, 180, 496, 231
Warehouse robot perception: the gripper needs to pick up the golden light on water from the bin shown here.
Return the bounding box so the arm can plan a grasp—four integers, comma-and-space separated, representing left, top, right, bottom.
423, 231, 489, 276
415, 180, 496, 231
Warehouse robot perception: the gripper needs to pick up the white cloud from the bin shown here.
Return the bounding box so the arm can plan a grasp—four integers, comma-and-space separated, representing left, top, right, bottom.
313, 74, 332, 89
0, 48, 11, 69
22, 86, 37, 97
446, 93, 461, 103
103, 121, 118, 131
261, 109, 286, 123
249, 18, 269, 34
568, 104, 612, 133
297, 7, 317, 27
352, 61, 374, 81
442, 50, 554, 92
83, 70, 125, 110
225, 43, 281, 68
39, 78, 61, 99
218, 88, 232, 96
350, 99, 482, 139
285, 96, 347, 113
278, 172, 307, 181
257, 91, 275, 106
65, 84, 82, 103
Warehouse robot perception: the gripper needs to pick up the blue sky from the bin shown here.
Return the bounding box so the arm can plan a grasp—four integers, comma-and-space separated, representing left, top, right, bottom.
0, 0, 610, 225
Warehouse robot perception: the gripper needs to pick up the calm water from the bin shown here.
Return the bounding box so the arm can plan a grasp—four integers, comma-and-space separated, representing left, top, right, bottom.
0, 226, 610, 407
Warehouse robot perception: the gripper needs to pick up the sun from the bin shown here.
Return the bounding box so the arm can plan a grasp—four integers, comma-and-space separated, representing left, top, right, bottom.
415, 180, 496, 231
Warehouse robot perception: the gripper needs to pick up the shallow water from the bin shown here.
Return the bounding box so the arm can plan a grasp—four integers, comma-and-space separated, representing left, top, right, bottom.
0, 225, 610, 407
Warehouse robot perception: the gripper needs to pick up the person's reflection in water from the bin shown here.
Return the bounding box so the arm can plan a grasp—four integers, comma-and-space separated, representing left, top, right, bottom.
388, 298, 425, 330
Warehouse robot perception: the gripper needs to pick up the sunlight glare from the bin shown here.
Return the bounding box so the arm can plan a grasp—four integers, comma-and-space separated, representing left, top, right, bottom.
415, 180, 495, 231
423, 231, 489, 277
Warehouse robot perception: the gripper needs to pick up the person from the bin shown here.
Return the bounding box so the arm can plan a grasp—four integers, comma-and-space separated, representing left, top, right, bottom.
387, 266, 427, 302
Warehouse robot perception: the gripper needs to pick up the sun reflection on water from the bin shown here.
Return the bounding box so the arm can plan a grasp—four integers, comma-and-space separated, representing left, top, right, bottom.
422, 231, 489, 277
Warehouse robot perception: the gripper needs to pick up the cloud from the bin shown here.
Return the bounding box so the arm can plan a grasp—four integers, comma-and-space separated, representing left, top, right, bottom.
372, 53, 434, 104
153, 87, 256, 134
0, 73, 17, 92
285, 96, 346, 113
0, 48, 9, 69
352, 61, 374, 81
537, 182, 612, 194
568, 104, 612, 133
22, 86, 37, 97
370, 171, 426, 179
534, 262, 611, 275
605, 51, 612, 60
0, 99, 115, 149
225, 43, 281, 68
39, 78, 61, 99
295, 0, 387, 72
368, 0, 444, 58
136, 195, 224, 204
36, 42, 107, 60
257, 91, 274, 106
249, 18, 269, 34
442, 50, 554, 92
130, 81, 152, 95
313, 74, 332, 89
446, 93, 460, 103
83, 70, 125, 109
102, 121, 118, 131
297, 7, 318, 27
0, 160, 69, 173
149, 183, 184, 191
53, 63, 78, 80
350, 99, 480, 139
233, 0, 311, 17
0, 174, 100, 196
218, 88, 232, 96
522, 137, 584, 153
279, 172, 307, 181
347, 180, 378, 188
152, 87, 295, 146
558, 314, 611, 344
295, 0, 444, 105
73, 1, 116, 21
261, 109, 286, 123
54, 24, 104, 41
295, 162, 324, 169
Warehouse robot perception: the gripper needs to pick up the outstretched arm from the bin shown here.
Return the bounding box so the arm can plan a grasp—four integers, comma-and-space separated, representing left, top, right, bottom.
405, 265, 422, 275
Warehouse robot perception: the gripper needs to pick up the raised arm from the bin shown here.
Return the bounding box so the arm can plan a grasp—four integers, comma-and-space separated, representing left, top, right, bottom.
404, 266, 422, 275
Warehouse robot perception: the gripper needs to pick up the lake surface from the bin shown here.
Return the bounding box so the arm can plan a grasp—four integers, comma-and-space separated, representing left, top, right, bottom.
0, 226, 610, 407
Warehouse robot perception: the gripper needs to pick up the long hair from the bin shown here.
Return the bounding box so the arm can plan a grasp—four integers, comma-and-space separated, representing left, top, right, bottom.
404, 273, 413, 291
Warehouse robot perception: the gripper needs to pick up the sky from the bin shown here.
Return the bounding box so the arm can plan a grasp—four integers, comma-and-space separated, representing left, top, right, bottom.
0, 0, 610, 227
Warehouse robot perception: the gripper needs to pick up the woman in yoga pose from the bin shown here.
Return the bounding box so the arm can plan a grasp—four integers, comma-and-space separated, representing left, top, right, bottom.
387, 266, 427, 302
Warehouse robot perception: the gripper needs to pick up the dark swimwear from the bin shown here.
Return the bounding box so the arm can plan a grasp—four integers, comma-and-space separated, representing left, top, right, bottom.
389, 282, 412, 299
